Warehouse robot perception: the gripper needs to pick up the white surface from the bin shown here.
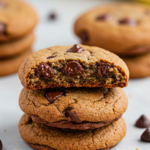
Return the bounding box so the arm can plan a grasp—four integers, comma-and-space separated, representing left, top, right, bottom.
0, 0, 150, 149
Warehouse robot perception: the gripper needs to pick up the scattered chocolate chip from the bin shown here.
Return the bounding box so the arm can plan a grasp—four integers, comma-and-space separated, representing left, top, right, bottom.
141, 126, 150, 142
35, 63, 55, 80
0, 140, 3, 150
96, 62, 111, 77
47, 55, 56, 59
66, 107, 82, 123
0, 23, 5, 34
80, 31, 89, 43
118, 18, 137, 26
49, 12, 57, 20
62, 61, 84, 77
46, 91, 63, 103
135, 115, 150, 128
67, 44, 85, 53
96, 14, 111, 21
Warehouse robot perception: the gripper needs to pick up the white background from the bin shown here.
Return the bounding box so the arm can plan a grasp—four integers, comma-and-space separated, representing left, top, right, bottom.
0, 0, 150, 149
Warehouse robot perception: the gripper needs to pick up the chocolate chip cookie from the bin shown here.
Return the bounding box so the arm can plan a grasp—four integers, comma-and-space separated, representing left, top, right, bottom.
0, 48, 32, 76
74, 3, 150, 56
19, 87, 128, 130
18, 44, 129, 90
0, 32, 34, 58
0, 0, 37, 41
19, 114, 126, 150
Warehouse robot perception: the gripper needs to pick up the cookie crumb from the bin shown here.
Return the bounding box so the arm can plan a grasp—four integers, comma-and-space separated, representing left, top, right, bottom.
4, 130, 6, 132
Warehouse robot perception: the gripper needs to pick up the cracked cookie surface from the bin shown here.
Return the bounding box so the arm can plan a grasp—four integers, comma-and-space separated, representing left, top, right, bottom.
19, 114, 126, 150
19, 87, 128, 130
74, 3, 150, 56
18, 45, 129, 90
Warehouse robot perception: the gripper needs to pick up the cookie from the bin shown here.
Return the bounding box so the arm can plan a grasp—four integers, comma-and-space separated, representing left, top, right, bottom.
18, 44, 129, 90
122, 50, 150, 78
19, 87, 128, 130
19, 114, 126, 150
0, 0, 37, 41
74, 3, 150, 56
0, 32, 34, 58
0, 48, 32, 76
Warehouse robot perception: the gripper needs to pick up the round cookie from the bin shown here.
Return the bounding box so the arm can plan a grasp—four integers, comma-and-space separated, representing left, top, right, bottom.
0, 32, 34, 58
74, 3, 150, 56
0, 0, 37, 41
19, 114, 126, 150
0, 48, 32, 76
19, 87, 128, 130
122, 50, 150, 78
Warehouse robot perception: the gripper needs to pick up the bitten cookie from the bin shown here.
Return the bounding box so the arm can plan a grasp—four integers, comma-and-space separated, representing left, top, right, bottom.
19, 87, 128, 130
0, 32, 34, 58
0, 48, 32, 76
74, 3, 150, 56
18, 44, 129, 90
19, 114, 126, 150
0, 0, 37, 41
122, 50, 150, 78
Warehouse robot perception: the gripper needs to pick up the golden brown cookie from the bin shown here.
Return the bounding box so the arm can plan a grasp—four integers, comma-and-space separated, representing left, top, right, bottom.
0, 0, 37, 41
19, 87, 128, 130
74, 3, 150, 56
0, 48, 32, 76
18, 44, 129, 90
19, 114, 126, 150
122, 50, 150, 78
0, 32, 34, 58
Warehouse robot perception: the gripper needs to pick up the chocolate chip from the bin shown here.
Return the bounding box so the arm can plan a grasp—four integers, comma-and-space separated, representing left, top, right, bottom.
35, 63, 55, 80
49, 12, 57, 20
0, 140, 3, 150
47, 55, 56, 59
80, 31, 89, 43
46, 91, 63, 103
28, 118, 33, 124
62, 61, 84, 77
96, 62, 111, 77
96, 14, 111, 21
135, 115, 150, 128
66, 107, 82, 123
118, 18, 137, 26
141, 126, 150, 142
67, 44, 85, 53
0, 23, 5, 34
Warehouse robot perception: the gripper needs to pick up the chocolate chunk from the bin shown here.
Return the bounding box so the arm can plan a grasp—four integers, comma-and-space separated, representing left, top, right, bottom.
0, 140, 3, 150
0, 23, 5, 34
66, 107, 82, 123
47, 55, 56, 59
135, 115, 150, 128
80, 31, 89, 43
35, 63, 55, 80
67, 44, 85, 53
49, 12, 57, 20
62, 61, 84, 77
96, 14, 111, 21
46, 91, 63, 103
118, 18, 137, 26
96, 62, 111, 77
141, 126, 150, 142
27, 118, 33, 124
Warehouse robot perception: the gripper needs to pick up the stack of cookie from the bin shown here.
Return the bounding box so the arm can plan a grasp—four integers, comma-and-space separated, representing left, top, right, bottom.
18, 44, 129, 150
0, 0, 37, 76
74, 3, 150, 78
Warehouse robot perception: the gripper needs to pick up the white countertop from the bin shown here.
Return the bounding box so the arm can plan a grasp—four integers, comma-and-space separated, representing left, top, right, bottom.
0, 0, 150, 149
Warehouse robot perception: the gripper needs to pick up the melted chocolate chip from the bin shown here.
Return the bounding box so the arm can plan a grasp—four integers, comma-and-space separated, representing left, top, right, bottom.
67, 44, 85, 53
47, 55, 56, 59
141, 126, 150, 142
35, 63, 55, 80
46, 91, 63, 103
96, 14, 111, 21
135, 115, 150, 128
96, 62, 111, 77
80, 31, 89, 43
0, 140, 3, 150
62, 61, 84, 77
118, 18, 137, 26
66, 107, 82, 123
0, 23, 5, 34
